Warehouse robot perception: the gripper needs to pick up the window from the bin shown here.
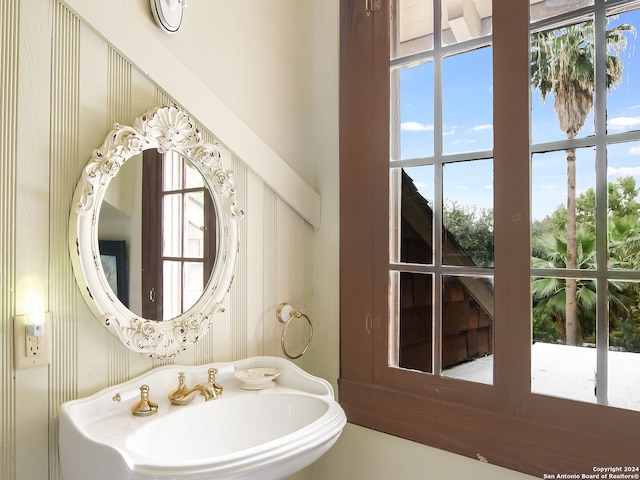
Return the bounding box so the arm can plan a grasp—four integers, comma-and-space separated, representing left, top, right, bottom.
142, 149, 216, 320
391, 0, 495, 382
339, 0, 640, 476
530, 2, 640, 412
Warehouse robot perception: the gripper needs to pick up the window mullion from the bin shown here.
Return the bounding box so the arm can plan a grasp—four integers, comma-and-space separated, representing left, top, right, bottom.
494, 0, 531, 401
433, 160, 443, 376
594, 0, 609, 406
432, 0, 444, 377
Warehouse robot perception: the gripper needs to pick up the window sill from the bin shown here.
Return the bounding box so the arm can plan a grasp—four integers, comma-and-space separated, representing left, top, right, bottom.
339, 378, 639, 477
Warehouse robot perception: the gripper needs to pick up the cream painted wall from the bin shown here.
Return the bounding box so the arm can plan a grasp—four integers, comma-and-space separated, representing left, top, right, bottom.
115, 0, 315, 183
0, 0, 536, 479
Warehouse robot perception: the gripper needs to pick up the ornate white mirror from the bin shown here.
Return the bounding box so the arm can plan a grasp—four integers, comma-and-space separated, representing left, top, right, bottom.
69, 105, 242, 358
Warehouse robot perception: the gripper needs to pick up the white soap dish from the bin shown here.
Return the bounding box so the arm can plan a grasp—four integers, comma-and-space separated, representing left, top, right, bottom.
234, 368, 281, 390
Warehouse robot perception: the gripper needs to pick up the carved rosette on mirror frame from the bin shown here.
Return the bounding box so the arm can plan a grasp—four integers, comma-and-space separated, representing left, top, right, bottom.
69, 104, 243, 358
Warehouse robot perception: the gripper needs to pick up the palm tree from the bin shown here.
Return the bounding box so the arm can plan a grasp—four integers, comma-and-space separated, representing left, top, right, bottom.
531, 19, 634, 345
532, 229, 631, 343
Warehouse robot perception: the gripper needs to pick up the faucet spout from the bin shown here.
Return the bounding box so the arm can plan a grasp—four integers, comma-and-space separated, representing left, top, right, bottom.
168, 368, 223, 405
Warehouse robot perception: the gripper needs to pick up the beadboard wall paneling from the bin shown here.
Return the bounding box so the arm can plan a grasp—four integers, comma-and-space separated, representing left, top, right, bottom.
48, 3, 81, 479
76, 19, 121, 397
263, 188, 280, 356
245, 170, 266, 357
230, 155, 249, 361
275, 197, 314, 372
0, 0, 19, 478
107, 47, 131, 128
106, 47, 132, 386
13, 34, 56, 480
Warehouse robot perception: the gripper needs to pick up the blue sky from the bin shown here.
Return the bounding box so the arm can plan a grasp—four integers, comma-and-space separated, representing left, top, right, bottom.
398, 8, 640, 221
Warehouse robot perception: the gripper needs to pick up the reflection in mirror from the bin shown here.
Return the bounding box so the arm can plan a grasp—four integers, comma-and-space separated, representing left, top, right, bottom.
99, 156, 141, 313
99, 150, 216, 321
150, 150, 217, 320
69, 105, 242, 358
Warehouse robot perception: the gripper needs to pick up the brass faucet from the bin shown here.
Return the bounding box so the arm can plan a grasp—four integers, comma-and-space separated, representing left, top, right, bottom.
132, 385, 158, 417
168, 368, 223, 405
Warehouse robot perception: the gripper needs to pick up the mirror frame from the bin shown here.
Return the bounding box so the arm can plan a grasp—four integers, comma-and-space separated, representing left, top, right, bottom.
69, 105, 242, 358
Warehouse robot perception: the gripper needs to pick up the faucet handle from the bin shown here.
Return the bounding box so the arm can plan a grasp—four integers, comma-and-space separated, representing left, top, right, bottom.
208, 368, 224, 397
168, 372, 194, 405
131, 385, 158, 417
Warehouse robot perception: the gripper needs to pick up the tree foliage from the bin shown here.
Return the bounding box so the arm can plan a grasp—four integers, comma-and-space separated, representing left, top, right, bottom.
531, 176, 640, 350
443, 176, 640, 351
443, 200, 494, 267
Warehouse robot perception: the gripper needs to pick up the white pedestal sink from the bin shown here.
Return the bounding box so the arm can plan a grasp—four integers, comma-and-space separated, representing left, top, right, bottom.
58, 356, 346, 480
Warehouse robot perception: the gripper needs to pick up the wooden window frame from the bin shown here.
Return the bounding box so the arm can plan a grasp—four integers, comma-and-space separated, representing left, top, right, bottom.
338, 0, 639, 476
141, 149, 216, 320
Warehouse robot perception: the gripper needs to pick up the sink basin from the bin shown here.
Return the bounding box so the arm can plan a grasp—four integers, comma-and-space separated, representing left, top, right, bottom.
59, 356, 346, 480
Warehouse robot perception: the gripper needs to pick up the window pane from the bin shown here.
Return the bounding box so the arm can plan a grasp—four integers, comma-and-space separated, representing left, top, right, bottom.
163, 260, 182, 320
608, 281, 640, 412
184, 191, 205, 258
530, 0, 594, 24
532, 277, 597, 403
441, 0, 492, 46
163, 193, 183, 257
532, 342, 597, 403
443, 159, 494, 267
530, 19, 596, 144
607, 141, 640, 271
399, 166, 435, 264
396, 61, 434, 161
183, 261, 204, 312
397, 272, 434, 373
442, 275, 494, 385
442, 47, 493, 155
393, 0, 434, 59
163, 151, 183, 191
531, 148, 596, 269
606, 9, 640, 135
184, 160, 204, 188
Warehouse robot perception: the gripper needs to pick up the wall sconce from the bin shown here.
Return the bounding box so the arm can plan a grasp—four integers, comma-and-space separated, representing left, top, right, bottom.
150, 0, 187, 34
14, 293, 51, 369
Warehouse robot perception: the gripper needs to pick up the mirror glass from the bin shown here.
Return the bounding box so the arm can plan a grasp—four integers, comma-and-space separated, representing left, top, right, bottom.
98, 150, 217, 321
69, 105, 242, 358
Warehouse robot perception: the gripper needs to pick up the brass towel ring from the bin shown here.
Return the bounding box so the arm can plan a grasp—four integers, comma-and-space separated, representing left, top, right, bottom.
277, 303, 313, 359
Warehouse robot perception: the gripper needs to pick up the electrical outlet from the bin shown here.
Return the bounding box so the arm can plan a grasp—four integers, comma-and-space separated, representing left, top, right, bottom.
26, 334, 42, 357
14, 313, 51, 369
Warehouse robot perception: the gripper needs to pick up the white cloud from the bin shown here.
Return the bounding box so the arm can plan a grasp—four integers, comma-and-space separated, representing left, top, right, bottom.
401, 121, 433, 132
484, 184, 493, 190
450, 138, 476, 145
628, 146, 640, 155
608, 116, 640, 131
607, 166, 640, 177
471, 124, 493, 132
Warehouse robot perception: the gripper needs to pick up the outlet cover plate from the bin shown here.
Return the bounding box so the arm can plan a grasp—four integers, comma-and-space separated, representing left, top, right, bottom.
14, 313, 51, 369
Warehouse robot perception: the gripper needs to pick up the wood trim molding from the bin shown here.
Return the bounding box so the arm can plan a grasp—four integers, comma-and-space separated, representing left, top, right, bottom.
339, 379, 639, 477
